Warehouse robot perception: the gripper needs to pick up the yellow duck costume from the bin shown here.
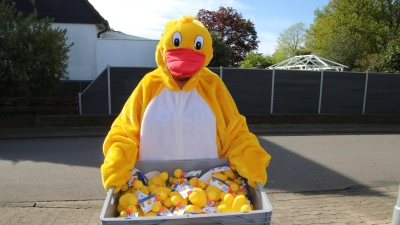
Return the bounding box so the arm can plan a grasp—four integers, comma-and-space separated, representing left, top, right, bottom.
101, 15, 271, 193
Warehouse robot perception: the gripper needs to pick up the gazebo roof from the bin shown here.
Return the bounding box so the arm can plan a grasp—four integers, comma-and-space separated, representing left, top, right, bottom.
267, 54, 348, 71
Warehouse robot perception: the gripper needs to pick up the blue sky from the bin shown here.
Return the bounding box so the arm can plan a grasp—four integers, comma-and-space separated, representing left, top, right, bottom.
88, 0, 330, 55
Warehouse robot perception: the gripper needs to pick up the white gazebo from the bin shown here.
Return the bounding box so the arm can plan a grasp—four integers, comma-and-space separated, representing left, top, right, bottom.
267, 54, 348, 71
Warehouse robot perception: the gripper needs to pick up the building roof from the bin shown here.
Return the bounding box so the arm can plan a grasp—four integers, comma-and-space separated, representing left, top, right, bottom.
267, 54, 348, 72
13, 0, 106, 25
100, 30, 155, 40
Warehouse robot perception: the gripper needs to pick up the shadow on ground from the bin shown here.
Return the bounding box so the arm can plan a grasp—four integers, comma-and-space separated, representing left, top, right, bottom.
0, 138, 104, 168
0, 136, 395, 198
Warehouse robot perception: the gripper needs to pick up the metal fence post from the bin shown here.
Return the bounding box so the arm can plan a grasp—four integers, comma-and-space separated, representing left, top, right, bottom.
393, 184, 400, 225
270, 69, 275, 114
362, 72, 369, 114
78, 92, 82, 115
220, 66, 223, 80
107, 65, 111, 115
318, 70, 324, 114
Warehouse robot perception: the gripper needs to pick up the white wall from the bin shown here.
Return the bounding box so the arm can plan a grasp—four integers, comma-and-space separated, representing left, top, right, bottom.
96, 39, 158, 75
52, 24, 159, 80
52, 23, 99, 80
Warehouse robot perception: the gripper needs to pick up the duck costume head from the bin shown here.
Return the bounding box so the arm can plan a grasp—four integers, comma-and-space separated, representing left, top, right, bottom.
101, 15, 271, 194
156, 15, 213, 90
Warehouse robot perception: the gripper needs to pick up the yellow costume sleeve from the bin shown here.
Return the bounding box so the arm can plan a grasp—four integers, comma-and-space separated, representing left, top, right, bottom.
197, 69, 271, 188
101, 71, 164, 193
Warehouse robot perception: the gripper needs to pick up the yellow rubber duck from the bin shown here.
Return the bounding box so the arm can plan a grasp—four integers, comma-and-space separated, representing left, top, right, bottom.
118, 193, 138, 209
205, 184, 223, 201
222, 169, 237, 180
218, 193, 235, 213
131, 179, 144, 190
188, 187, 207, 207
226, 180, 240, 194
173, 168, 184, 178
151, 186, 171, 202
187, 177, 206, 189
217, 193, 251, 213
185, 204, 202, 213
211, 172, 228, 181
169, 191, 187, 207
151, 201, 164, 213
148, 171, 168, 187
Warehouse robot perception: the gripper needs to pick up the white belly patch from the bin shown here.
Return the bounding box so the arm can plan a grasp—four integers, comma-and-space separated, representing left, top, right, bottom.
139, 87, 218, 161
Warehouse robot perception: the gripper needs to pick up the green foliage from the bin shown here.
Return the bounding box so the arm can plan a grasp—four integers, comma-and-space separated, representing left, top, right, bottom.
197, 6, 259, 67
270, 47, 312, 66
307, 0, 400, 71
240, 52, 272, 68
271, 48, 288, 65
294, 48, 312, 56
272, 42, 291, 61
0, 0, 73, 96
352, 53, 382, 72
208, 31, 230, 67
380, 37, 400, 73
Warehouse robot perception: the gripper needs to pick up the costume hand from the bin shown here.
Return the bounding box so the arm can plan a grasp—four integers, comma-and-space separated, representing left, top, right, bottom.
113, 185, 122, 194
247, 180, 258, 190
101, 148, 133, 195
103, 179, 123, 194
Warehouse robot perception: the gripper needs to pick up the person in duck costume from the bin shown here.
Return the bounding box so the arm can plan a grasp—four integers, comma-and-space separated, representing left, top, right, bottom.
101, 15, 271, 193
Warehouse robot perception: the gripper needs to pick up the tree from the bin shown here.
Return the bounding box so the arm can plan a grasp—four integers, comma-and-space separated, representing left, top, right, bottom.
197, 6, 259, 67
352, 53, 382, 72
380, 37, 400, 73
272, 22, 310, 64
294, 48, 312, 56
307, 0, 400, 71
271, 48, 288, 65
272, 42, 292, 62
0, 0, 73, 96
276, 22, 307, 57
208, 31, 230, 67
240, 52, 272, 68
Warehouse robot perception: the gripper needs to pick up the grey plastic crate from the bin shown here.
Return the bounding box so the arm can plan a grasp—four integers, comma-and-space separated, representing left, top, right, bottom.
100, 158, 273, 225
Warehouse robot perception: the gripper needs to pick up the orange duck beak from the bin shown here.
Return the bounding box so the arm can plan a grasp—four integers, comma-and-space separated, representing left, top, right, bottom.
166, 48, 205, 78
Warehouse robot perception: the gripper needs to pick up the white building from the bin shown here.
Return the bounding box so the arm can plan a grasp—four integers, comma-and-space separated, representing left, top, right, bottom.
15, 0, 158, 81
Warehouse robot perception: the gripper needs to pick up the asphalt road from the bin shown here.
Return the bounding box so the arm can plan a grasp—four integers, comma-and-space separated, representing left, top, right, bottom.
259, 135, 400, 193
0, 134, 399, 203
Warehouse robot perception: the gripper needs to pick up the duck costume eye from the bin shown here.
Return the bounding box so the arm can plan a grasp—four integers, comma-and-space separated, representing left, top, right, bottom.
194, 35, 204, 50
173, 32, 182, 47
155, 15, 213, 81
